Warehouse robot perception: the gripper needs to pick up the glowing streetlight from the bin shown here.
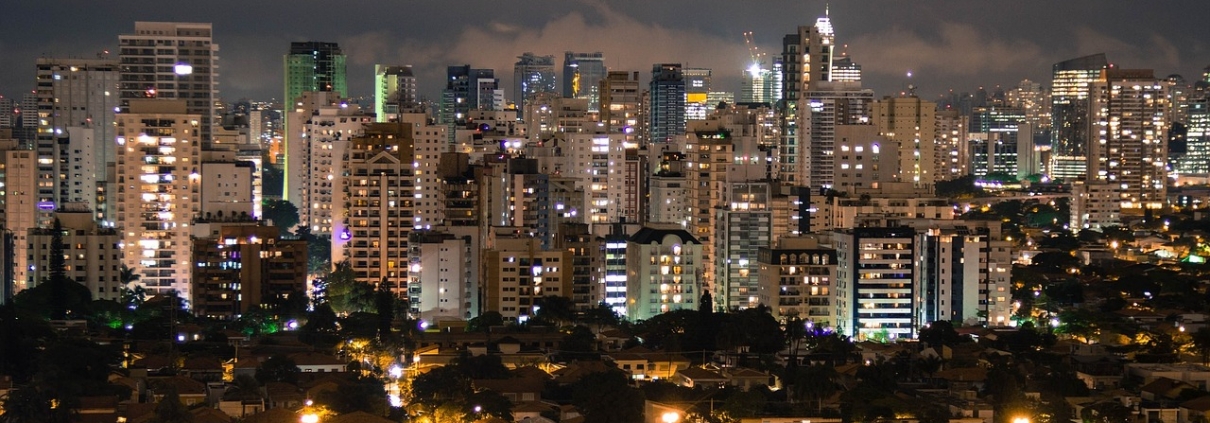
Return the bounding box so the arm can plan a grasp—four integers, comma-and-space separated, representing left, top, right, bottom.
662, 412, 681, 423
1012, 417, 1030, 423
300, 413, 319, 423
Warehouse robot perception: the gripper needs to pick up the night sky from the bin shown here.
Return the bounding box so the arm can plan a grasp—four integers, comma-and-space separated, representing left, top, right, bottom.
2, 0, 1207, 104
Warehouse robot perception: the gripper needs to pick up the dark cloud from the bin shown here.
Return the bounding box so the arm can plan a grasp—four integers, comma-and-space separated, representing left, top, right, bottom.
1, 0, 1207, 103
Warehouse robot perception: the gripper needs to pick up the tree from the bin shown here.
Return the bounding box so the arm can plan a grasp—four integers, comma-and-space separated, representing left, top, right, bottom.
918, 320, 961, 348
150, 387, 193, 423
1193, 327, 1210, 365
314, 375, 388, 416
571, 371, 644, 423
255, 355, 300, 385
261, 199, 299, 232
0, 385, 73, 423
582, 303, 621, 332
718, 389, 766, 422
559, 325, 599, 360
375, 281, 395, 341
532, 295, 575, 326
467, 312, 504, 333
792, 364, 838, 412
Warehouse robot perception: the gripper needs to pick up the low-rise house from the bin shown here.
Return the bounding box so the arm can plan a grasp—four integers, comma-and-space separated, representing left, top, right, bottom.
1127, 363, 1210, 389
182, 355, 224, 382
604, 347, 690, 381
1179, 395, 1210, 423
289, 352, 347, 373
1140, 377, 1198, 401
724, 367, 776, 391
76, 396, 119, 423
672, 367, 727, 389
148, 376, 207, 406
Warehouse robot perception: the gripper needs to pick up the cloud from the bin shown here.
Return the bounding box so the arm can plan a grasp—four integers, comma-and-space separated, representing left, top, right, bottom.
1072, 27, 1182, 70
847, 22, 1046, 81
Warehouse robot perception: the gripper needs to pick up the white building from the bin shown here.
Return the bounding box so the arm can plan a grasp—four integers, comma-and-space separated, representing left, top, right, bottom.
115, 99, 201, 301
374, 65, 417, 122
625, 226, 703, 320
1071, 180, 1121, 231
916, 221, 1013, 327
1088, 69, 1169, 212
34, 58, 118, 218
833, 226, 916, 340
408, 231, 472, 321
832, 125, 897, 192
397, 112, 447, 229
286, 92, 372, 235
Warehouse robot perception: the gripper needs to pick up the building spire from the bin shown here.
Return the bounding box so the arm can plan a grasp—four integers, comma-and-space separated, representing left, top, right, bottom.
825, 3, 830, 17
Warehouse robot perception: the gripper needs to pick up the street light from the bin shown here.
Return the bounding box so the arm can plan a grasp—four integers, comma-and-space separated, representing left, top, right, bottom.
662, 412, 680, 423
1012, 417, 1030, 423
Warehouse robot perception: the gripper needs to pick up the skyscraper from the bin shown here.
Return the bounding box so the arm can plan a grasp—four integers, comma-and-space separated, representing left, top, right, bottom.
513, 53, 557, 116
34, 58, 119, 218
1087, 68, 1169, 211
374, 65, 417, 122
1050, 53, 1108, 179
440, 65, 501, 128
118, 22, 219, 141
600, 71, 642, 137
649, 63, 686, 144
779, 11, 836, 184
684, 68, 712, 121
284, 42, 347, 104
563, 52, 606, 112
872, 95, 937, 187
115, 99, 201, 302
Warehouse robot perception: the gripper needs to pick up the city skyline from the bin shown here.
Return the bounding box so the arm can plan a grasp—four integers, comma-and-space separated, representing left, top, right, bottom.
1, 0, 1206, 104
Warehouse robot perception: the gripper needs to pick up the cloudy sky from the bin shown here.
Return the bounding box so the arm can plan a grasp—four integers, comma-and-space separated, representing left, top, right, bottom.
2, 0, 1207, 104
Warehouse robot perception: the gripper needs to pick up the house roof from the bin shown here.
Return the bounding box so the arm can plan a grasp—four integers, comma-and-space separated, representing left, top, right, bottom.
934, 367, 988, 382
1182, 395, 1210, 412
191, 406, 234, 423
727, 368, 768, 378
1141, 377, 1196, 398
327, 411, 395, 423
183, 355, 223, 371
513, 401, 557, 413
132, 355, 173, 370
474, 375, 547, 395
552, 361, 614, 384
675, 367, 725, 381
77, 396, 119, 411
151, 376, 206, 395
239, 408, 299, 423
288, 352, 345, 367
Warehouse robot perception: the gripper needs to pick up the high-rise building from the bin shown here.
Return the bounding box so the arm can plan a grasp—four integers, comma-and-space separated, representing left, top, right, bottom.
757, 236, 836, 324
191, 224, 307, 320
285, 92, 372, 233
625, 226, 703, 320
118, 22, 219, 141
115, 99, 202, 301
1178, 90, 1210, 179
34, 58, 119, 218
714, 181, 774, 311
407, 230, 474, 321
1050, 53, 1108, 179
1006, 79, 1050, 135
969, 107, 1033, 178
779, 12, 837, 185
483, 233, 573, 324
284, 42, 347, 104
1087, 69, 1169, 212
832, 125, 897, 191
440, 65, 501, 134
600, 71, 642, 137
801, 81, 875, 188
26, 211, 122, 301
872, 96, 937, 187
563, 52, 606, 112
649, 64, 686, 144
0, 137, 37, 294
684, 68, 712, 122
514, 53, 557, 116
335, 122, 415, 294
916, 221, 1012, 328
833, 226, 916, 340
374, 65, 417, 122
830, 56, 862, 83
935, 109, 970, 180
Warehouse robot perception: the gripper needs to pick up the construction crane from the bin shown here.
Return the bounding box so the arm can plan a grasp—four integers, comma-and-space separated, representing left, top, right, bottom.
742, 31, 764, 67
